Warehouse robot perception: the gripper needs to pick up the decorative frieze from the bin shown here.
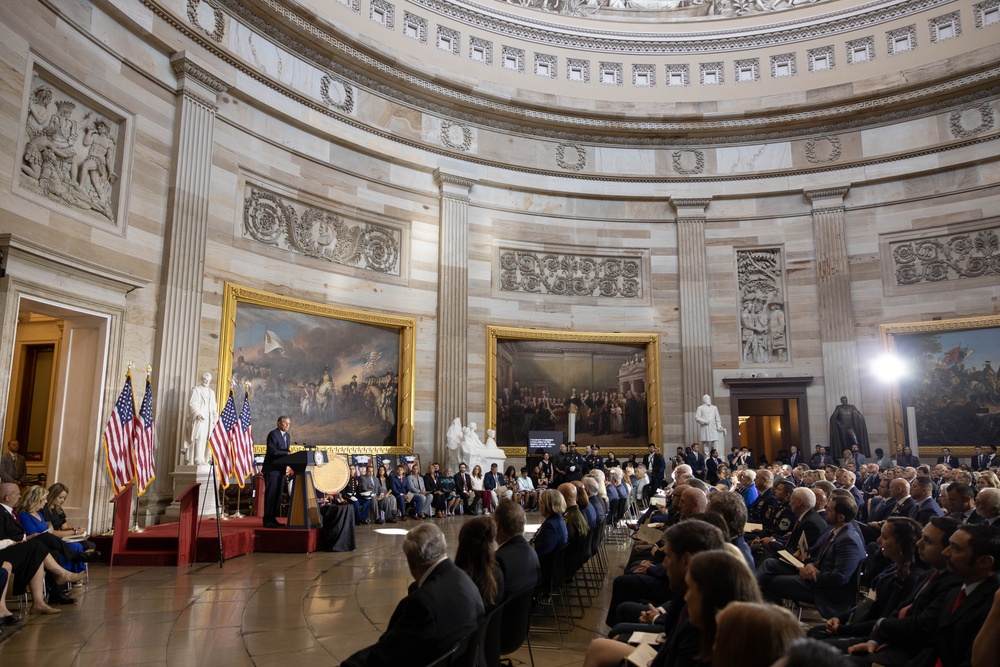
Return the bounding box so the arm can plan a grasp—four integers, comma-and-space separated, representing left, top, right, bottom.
886, 25, 918, 54
949, 102, 994, 138
498, 250, 642, 298
734, 59, 760, 83
846, 36, 875, 64
187, 0, 226, 42
672, 149, 705, 175
736, 248, 788, 364
16, 60, 134, 233
890, 227, 1000, 285
320, 75, 355, 114
441, 120, 474, 150
770, 54, 797, 78
242, 184, 402, 276
556, 143, 587, 170
470, 36, 493, 64
805, 135, 843, 163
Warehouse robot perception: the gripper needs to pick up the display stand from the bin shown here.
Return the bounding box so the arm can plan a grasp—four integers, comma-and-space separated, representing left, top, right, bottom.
175, 483, 200, 567
109, 481, 134, 567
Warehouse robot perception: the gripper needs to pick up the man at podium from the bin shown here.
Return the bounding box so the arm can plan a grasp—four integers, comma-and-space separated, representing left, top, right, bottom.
263, 416, 291, 528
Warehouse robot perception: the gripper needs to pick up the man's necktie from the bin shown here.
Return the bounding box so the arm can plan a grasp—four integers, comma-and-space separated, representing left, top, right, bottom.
933, 589, 968, 667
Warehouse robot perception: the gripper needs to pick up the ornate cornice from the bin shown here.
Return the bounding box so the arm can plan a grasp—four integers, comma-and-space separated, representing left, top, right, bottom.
805, 186, 850, 201
171, 56, 229, 94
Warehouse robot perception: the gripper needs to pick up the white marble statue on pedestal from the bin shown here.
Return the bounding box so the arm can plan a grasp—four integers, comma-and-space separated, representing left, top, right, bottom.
694, 394, 726, 450
458, 421, 506, 473
445, 417, 464, 472
182, 372, 218, 466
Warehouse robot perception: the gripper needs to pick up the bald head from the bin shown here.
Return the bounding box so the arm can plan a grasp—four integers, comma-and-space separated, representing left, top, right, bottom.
680, 486, 708, 517
976, 488, 1000, 519
890, 478, 911, 500
0, 483, 18, 505
558, 483, 578, 507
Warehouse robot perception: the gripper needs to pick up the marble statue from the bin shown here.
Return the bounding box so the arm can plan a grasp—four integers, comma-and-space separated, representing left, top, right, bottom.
182, 372, 218, 465
485, 428, 497, 449
445, 417, 464, 471
694, 394, 726, 448
455, 420, 506, 474
829, 396, 870, 460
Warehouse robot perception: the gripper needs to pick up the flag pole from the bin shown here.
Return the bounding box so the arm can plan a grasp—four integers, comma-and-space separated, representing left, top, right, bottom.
211, 454, 225, 568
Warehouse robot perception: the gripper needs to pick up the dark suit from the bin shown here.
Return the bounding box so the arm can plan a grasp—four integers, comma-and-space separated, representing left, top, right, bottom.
685, 452, 705, 479
0, 452, 26, 482
788, 453, 802, 468
937, 455, 958, 467
909, 497, 944, 525
263, 427, 291, 521
872, 569, 960, 659
341, 559, 485, 667
706, 457, 722, 485
971, 454, 988, 471
453, 471, 473, 511
897, 454, 921, 467
761, 523, 866, 617
766, 508, 826, 554
810, 453, 829, 468
496, 535, 540, 600
911, 573, 1000, 667
650, 605, 701, 667
0, 507, 77, 562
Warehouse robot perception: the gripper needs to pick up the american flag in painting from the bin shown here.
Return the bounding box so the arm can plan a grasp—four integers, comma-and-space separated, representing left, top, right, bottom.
132, 375, 156, 496
232, 389, 254, 487
208, 390, 239, 487
362, 351, 381, 373
102, 373, 137, 494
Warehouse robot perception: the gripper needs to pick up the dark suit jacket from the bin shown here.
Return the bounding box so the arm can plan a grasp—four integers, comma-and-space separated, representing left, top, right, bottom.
342, 559, 485, 667
897, 454, 921, 467
970, 454, 988, 471
533, 514, 568, 557
263, 427, 290, 472
909, 497, 944, 525
496, 535, 541, 599
0, 507, 75, 561
0, 453, 26, 482
778, 508, 827, 551
453, 472, 472, 496
875, 569, 960, 651
706, 458, 721, 484
809, 524, 866, 618
937, 455, 958, 467
651, 605, 704, 667
788, 453, 802, 468
911, 573, 1000, 667
810, 453, 829, 468
685, 452, 705, 478
870, 497, 896, 522
484, 472, 504, 491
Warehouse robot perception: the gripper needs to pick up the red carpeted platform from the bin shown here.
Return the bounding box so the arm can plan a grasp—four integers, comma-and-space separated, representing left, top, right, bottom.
91, 516, 320, 566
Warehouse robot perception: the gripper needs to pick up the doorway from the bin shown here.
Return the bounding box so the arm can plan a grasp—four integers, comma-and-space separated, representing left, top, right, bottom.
723, 376, 814, 464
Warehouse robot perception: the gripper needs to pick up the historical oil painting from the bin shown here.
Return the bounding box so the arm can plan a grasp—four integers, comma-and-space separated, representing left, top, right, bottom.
486, 326, 661, 455
882, 315, 1000, 455
219, 283, 415, 453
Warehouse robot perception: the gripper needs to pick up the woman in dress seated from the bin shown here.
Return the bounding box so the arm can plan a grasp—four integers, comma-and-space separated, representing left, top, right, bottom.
438, 467, 460, 517
43, 483, 96, 573
470, 465, 493, 515
373, 465, 397, 523
0, 538, 85, 615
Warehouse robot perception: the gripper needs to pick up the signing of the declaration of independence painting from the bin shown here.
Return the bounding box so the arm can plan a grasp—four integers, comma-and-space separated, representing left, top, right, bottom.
493, 338, 650, 450
229, 300, 402, 448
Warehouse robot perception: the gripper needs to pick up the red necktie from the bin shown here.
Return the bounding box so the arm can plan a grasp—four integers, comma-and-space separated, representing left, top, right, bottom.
933, 589, 967, 667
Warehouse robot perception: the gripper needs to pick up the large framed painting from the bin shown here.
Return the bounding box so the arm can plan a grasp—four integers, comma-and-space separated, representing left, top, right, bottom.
218, 283, 415, 454
880, 315, 1000, 458
486, 326, 661, 457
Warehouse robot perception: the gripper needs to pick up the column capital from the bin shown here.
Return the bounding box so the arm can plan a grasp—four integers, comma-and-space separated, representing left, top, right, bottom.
804, 186, 850, 212
669, 198, 711, 220
434, 169, 476, 200
170, 52, 230, 108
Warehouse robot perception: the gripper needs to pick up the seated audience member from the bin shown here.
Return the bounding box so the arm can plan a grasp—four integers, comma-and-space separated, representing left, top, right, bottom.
759, 487, 826, 559
343, 465, 371, 525
748, 469, 779, 524
736, 469, 759, 507
340, 524, 484, 667
0, 537, 85, 614
977, 470, 1000, 491
423, 462, 446, 517
1, 483, 94, 569
584, 476, 607, 524
972, 588, 1000, 667
372, 465, 397, 523
470, 465, 493, 515
758, 494, 866, 618
559, 483, 589, 541
493, 499, 540, 599
16, 485, 92, 604
453, 462, 474, 514
706, 490, 755, 571
517, 467, 538, 510
406, 463, 431, 519
845, 516, 962, 666
437, 466, 460, 517
947, 482, 984, 524
504, 465, 521, 506
584, 522, 732, 667
908, 476, 944, 525
710, 602, 803, 667
533, 488, 568, 558
454, 516, 504, 612
812, 517, 923, 644
391, 464, 420, 521
974, 487, 1000, 527
575, 480, 597, 530
779, 639, 853, 667
484, 463, 512, 509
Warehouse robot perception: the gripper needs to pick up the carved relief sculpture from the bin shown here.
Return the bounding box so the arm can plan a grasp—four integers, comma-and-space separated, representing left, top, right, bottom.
243, 184, 402, 276
736, 248, 787, 364
19, 77, 124, 223
891, 227, 1000, 285
499, 249, 641, 298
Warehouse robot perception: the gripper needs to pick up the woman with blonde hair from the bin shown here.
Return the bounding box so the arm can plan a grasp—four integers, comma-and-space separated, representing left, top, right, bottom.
711, 602, 804, 667
532, 489, 567, 557
470, 464, 493, 515
976, 470, 1000, 490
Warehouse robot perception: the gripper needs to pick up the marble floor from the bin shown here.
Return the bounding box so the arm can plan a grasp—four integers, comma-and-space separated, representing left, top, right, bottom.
0, 518, 629, 667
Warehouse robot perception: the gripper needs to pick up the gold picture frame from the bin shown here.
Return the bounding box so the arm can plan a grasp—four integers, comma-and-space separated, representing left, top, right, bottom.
486, 326, 661, 457
219, 282, 416, 454
880, 314, 1000, 458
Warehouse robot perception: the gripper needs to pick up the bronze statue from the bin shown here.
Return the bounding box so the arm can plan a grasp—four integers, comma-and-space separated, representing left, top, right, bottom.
829, 396, 870, 460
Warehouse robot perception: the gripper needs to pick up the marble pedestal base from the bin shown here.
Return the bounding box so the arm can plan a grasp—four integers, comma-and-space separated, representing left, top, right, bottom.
161, 465, 226, 522
465, 450, 508, 477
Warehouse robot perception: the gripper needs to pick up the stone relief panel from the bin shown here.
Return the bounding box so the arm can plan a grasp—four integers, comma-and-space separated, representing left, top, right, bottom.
949, 102, 995, 138
498, 250, 642, 298
16, 60, 134, 233
488, 0, 831, 20
736, 248, 788, 365
187, 0, 226, 42
890, 227, 1000, 286
242, 183, 402, 276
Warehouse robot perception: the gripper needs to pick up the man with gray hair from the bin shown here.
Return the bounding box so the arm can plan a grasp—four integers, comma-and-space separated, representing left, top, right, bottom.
494, 499, 541, 599
341, 523, 484, 667
975, 488, 1000, 526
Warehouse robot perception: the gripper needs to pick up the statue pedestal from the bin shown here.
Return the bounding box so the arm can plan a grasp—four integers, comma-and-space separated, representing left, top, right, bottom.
161, 465, 225, 522
466, 449, 507, 476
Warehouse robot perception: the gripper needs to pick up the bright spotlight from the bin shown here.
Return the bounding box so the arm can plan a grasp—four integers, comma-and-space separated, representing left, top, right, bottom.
871, 354, 907, 383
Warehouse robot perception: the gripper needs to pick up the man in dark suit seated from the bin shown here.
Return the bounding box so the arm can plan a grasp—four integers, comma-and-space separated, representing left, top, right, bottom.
937, 448, 958, 468
758, 494, 866, 618
341, 523, 484, 667
493, 499, 540, 600
970, 446, 988, 472
453, 463, 473, 515
810, 446, 831, 469
756, 486, 826, 560
909, 477, 944, 526
845, 516, 962, 665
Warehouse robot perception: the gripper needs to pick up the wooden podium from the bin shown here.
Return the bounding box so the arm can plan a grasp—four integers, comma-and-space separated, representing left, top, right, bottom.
275, 449, 329, 529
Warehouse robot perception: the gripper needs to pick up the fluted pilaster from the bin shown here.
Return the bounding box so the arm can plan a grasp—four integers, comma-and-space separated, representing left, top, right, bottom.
805, 187, 862, 416
150, 53, 228, 512
434, 170, 476, 463
672, 198, 714, 447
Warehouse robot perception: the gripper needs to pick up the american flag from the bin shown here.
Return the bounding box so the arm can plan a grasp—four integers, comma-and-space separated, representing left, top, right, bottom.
362, 351, 381, 373
208, 390, 238, 488
132, 374, 156, 496
102, 372, 136, 494
232, 389, 254, 487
